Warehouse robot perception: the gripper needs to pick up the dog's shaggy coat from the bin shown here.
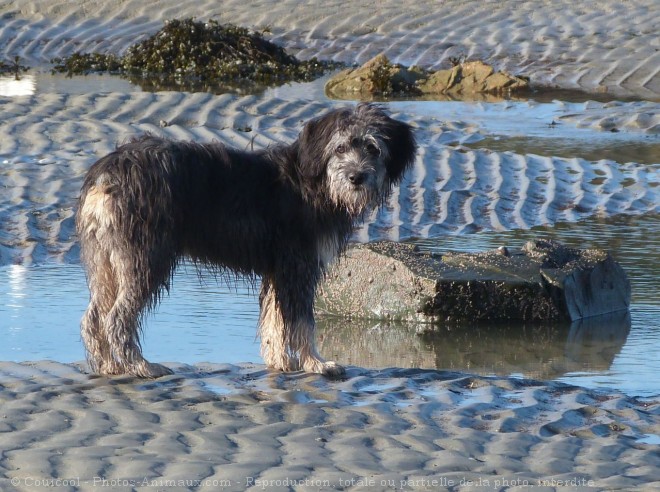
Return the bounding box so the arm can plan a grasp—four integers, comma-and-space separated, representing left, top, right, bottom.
77, 103, 416, 377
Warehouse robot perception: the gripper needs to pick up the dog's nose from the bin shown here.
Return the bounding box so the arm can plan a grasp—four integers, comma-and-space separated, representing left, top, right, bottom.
348, 171, 367, 185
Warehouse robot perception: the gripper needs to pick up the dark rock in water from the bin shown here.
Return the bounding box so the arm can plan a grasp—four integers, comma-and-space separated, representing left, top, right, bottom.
316, 240, 631, 324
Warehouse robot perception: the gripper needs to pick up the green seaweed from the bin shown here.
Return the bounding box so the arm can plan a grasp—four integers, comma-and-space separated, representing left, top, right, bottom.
51, 19, 341, 93
0, 55, 30, 77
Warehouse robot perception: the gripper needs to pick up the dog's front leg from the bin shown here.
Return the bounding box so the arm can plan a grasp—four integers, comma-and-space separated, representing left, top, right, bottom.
258, 275, 345, 377
297, 332, 346, 378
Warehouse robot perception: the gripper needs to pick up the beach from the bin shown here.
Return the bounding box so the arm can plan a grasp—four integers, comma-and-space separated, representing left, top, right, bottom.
0, 0, 659, 490
1, 362, 658, 491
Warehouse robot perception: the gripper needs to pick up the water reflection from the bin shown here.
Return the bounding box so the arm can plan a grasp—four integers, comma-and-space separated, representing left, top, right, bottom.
6, 264, 27, 317
317, 311, 631, 381
0, 74, 35, 97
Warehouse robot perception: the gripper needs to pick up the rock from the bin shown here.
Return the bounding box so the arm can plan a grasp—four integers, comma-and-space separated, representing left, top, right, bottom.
325, 55, 529, 99
418, 60, 529, 95
324, 54, 424, 98
316, 239, 631, 323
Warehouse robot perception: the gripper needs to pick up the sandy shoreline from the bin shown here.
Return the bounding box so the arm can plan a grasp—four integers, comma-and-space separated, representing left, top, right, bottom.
0, 0, 659, 489
0, 361, 658, 491
1, 0, 659, 99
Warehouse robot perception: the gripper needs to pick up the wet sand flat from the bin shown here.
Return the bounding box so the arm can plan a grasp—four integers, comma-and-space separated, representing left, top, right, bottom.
1, 0, 659, 99
0, 93, 657, 263
0, 1, 658, 263
0, 362, 658, 491
0, 0, 659, 490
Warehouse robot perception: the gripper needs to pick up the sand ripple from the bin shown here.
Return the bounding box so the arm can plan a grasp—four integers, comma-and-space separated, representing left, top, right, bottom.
558, 100, 660, 134
0, 93, 657, 263
0, 362, 657, 490
1, 0, 659, 98
1, 0, 658, 264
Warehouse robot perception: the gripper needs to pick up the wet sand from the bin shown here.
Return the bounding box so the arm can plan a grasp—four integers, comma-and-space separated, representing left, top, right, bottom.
0, 0, 659, 490
0, 361, 658, 491
2, 0, 659, 99
0, 92, 657, 264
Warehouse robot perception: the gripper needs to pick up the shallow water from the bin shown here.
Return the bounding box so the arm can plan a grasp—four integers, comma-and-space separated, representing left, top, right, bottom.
389, 99, 659, 165
2, 71, 658, 166
0, 73, 658, 397
271, 74, 660, 165
417, 213, 660, 397
0, 214, 658, 397
0, 263, 261, 365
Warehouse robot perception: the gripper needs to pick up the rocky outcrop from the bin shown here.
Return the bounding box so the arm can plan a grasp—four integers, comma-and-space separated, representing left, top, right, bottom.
418, 60, 529, 95
325, 54, 529, 99
316, 240, 631, 324
324, 54, 426, 97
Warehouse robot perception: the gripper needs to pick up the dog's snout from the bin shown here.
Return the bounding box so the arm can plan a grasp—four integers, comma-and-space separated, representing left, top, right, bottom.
348, 171, 367, 185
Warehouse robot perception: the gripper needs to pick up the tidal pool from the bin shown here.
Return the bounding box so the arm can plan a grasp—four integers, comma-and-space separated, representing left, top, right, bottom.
0, 214, 657, 397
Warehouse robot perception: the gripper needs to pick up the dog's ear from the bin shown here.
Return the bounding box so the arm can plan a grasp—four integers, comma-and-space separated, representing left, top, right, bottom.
296, 118, 323, 178
296, 108, 348, 180
354, 103, 416, 183
381, 114, 417, 183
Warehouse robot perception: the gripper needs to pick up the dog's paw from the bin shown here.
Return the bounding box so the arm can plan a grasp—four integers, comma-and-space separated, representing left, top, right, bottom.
300, 356, 346, 378
132, 361, 174, 379
320, 360, 346, 378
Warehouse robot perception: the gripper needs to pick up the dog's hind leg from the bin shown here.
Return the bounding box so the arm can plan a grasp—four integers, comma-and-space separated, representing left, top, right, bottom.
78, 180, 174, 378
101, 250, 174, 378
78, 185, 123, 375
80, 244, 116, 374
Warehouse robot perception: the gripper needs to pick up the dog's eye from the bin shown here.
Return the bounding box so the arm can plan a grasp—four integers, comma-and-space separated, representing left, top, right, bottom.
335, 144, 347, 154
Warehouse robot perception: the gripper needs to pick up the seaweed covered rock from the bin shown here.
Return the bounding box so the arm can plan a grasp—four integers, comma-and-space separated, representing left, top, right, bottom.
316, 240, 630, 324
325, 54, 529, 99
52, 19, 339, 92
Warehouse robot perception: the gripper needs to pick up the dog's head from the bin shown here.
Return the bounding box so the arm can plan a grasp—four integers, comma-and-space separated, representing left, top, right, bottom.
297, 103, 416, 216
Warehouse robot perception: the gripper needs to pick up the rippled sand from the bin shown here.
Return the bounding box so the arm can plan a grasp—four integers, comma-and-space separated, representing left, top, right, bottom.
0, 362, 658, 491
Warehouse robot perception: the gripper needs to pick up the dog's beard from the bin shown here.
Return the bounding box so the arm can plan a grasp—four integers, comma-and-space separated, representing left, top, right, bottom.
326, 158, 388, 216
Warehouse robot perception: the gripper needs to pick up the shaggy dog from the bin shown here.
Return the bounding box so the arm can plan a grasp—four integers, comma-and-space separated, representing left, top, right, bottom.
77, 103, 416, 378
